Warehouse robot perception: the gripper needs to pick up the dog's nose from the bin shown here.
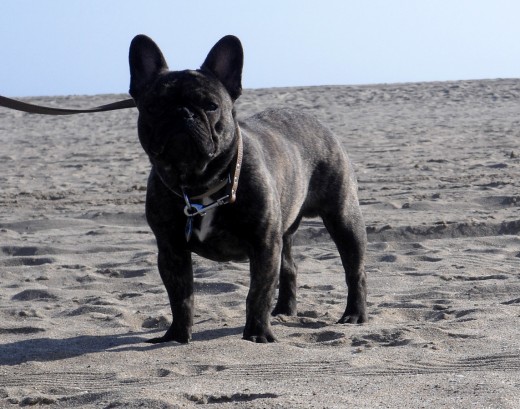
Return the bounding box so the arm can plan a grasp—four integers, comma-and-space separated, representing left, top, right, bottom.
177, 107, 194, 120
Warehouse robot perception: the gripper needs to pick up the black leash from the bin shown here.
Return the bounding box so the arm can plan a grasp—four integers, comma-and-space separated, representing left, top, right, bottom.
0, 95, 136, 115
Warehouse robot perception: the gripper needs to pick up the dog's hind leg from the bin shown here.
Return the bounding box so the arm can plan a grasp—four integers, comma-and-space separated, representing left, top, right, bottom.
272, 232, 298, 317
321, 199, 367, 324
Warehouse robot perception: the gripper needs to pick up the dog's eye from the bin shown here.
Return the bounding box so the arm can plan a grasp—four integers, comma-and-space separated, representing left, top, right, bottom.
204, 101, 219, 112
146, 102, 164, 116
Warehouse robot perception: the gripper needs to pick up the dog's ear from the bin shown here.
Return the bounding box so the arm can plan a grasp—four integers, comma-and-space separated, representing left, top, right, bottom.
129, 35, 168, 98
201, 35, 243, 100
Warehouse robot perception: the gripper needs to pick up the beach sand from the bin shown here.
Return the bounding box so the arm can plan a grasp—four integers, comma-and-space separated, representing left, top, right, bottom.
1, 79, 519, 408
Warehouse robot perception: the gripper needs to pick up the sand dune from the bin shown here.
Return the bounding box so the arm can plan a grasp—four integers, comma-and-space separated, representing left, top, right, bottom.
1, 79, 519, 407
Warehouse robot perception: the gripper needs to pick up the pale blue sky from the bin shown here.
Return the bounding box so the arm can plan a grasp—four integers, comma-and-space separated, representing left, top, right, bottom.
2, 0, 519, 97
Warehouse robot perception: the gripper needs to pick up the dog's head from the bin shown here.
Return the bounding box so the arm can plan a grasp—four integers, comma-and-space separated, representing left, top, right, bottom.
129, 35, 243, 190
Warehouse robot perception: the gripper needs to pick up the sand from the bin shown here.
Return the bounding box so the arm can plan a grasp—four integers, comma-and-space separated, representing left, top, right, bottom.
1, 79, 519, 408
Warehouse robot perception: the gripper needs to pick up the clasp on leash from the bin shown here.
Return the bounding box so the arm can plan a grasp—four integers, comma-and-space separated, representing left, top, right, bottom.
182, 190, 230, 241
184, 203, 207, 217
183, 191, 205, 217
183, 193, 230, 217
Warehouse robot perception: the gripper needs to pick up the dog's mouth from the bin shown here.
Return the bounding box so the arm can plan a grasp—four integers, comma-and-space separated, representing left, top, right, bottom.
146, 127, 219, 189
148, 131, 215, 161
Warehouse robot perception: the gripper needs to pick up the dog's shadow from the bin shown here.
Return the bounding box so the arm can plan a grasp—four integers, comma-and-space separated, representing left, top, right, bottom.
0, 333, 146, 366
0, 326, 244, 366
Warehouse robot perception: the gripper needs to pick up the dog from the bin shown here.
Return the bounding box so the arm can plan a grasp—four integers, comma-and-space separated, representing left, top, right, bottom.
128, 34, 367, 343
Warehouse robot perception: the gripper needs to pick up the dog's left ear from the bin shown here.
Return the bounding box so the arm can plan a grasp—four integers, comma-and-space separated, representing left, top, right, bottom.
201, 35, 243, 100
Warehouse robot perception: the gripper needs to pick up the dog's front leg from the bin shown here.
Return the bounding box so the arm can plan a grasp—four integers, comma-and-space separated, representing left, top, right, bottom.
147, 246, 193, 344
243, 241, 281, 343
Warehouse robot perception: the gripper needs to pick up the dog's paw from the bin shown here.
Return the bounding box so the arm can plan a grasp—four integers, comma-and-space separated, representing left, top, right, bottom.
337, 312, 367, 325
271, 304, 297, 317
146, 328, 191, 344
271, 293, 297, 317
243, 334, 278, 343
243, 326, 278, 343
146, 335, 190, 344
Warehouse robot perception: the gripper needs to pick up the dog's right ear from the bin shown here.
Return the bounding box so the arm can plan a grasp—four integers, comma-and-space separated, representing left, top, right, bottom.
129, 35, 168, 98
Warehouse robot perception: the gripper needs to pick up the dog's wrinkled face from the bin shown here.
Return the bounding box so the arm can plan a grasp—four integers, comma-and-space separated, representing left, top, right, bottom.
134, 71, 235, 186
129, 35, 243, 189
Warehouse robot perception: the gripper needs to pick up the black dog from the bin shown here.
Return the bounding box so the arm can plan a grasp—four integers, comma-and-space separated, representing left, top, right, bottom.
129, 34, 367, 343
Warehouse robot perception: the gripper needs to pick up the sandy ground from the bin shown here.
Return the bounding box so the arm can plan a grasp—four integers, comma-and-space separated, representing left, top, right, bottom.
1, 79, 519, 408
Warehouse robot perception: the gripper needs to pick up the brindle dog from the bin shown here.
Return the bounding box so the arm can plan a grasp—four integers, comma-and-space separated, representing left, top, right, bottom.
129, 34, 367, 343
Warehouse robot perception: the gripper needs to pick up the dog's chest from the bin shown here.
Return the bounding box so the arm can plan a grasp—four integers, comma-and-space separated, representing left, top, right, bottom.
193, 198, 214, 242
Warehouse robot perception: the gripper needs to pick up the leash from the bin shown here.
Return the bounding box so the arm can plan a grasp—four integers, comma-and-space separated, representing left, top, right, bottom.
0, 94, 136, 115
1, 93, 243, 243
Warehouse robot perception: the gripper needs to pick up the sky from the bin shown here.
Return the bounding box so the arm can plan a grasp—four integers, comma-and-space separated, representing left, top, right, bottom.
1, 0, 520, 97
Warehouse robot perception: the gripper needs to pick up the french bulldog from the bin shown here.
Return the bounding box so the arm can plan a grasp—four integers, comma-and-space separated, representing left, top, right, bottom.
128, 34, 367, 343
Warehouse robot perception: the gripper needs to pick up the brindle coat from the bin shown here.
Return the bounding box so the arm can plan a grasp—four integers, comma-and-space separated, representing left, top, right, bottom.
129, 34, 367, 343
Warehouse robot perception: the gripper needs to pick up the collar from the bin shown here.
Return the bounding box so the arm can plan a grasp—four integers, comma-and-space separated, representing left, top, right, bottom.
181, 124, 243, 217
227, 124, 243, 204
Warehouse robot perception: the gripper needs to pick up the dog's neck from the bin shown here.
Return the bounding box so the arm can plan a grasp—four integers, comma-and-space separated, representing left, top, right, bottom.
170, 123, 243, 203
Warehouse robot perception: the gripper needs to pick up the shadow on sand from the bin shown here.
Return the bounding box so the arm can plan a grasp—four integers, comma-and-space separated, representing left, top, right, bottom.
0, 325, 244, 366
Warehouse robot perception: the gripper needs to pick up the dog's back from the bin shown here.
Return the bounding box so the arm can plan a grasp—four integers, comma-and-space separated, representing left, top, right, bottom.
240, 107, 358, 224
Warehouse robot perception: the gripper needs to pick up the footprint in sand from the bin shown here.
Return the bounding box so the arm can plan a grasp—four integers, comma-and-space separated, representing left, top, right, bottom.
11, 289, 58, 301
